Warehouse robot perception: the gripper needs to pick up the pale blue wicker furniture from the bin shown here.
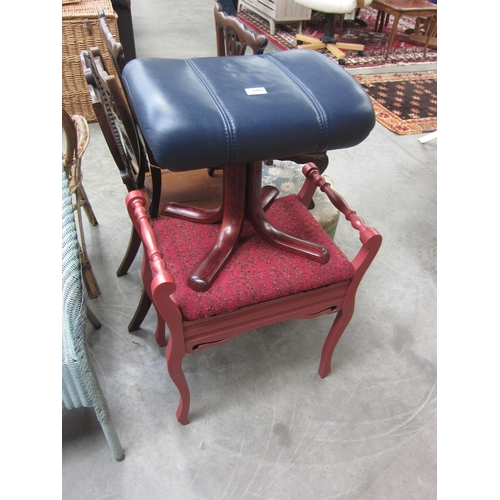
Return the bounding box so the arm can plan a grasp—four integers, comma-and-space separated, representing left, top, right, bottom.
62, 168, 125, 461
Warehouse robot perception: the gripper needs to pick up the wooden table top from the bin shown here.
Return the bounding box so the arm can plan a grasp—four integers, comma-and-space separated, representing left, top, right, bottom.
371, 0, 437, 14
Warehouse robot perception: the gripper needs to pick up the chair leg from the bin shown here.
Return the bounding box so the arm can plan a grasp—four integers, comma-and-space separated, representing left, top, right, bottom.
318, 304, 354, 379
116, 225, 141, 277
166, 335, 190, 425
78, 184, 98, 226
85, 301, 102, 329
99, 420, 125, 461
128, 289, 152, 332
79, 246, 101, 299
154, 304, 167, 347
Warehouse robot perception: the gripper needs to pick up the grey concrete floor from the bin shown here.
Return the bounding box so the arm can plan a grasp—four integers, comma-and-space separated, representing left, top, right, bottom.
62, 0, 437, 498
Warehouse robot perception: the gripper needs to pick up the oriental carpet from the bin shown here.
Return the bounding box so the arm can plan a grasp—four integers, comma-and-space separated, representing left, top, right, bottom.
353, 71, 437, 135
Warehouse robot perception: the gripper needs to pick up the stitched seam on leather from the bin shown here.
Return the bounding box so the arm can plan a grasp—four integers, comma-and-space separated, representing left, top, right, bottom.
186, 60, 235, 162
267, 57, 329, 152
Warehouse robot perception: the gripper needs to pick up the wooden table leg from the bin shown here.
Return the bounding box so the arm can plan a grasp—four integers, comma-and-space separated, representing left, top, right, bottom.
385, 12, 401, 60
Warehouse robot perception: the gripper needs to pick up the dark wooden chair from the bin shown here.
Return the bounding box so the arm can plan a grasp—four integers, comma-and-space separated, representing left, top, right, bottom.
81, 47, 224, 328
215, 1, 268, 56
96, 10, 226, 224
126, 163, 381, 424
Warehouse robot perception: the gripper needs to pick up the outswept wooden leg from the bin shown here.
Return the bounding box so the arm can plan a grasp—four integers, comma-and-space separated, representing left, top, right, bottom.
164, 184, 278, 223
247, 162, 329, 264
128, 289, 152, 332
166, 335, 190, 425
162, 202, 224, 224
117, 225, 141, 277
188, 164, 247, 292
318, 305, 354, 379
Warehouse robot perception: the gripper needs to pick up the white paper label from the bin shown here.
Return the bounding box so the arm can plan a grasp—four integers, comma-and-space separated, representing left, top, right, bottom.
245, 87, 267, 95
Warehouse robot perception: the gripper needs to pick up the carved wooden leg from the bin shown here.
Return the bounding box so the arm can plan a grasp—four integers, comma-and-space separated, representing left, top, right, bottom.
188, 164, 247, 292
154, 304, 167, 347
247, 162, 330, 264
166, 332, 190, 425
317, 304, 354, 379
117, 225, 141, 277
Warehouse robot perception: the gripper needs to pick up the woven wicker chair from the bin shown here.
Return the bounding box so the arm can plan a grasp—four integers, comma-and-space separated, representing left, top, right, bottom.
62, 168, 125, 461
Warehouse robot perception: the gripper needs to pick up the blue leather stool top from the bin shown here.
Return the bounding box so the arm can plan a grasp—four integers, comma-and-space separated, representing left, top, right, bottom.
121, 50, 375, 172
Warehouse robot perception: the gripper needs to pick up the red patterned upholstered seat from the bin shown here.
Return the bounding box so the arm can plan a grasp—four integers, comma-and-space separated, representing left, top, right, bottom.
153, 195, 353, 322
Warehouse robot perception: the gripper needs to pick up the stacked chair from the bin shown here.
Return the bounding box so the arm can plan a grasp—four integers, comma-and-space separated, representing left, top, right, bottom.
77, 3, 382, 426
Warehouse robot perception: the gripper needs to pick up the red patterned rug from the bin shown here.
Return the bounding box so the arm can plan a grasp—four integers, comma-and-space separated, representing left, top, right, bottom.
353, 71, 437, 134
238, 6, 437, 69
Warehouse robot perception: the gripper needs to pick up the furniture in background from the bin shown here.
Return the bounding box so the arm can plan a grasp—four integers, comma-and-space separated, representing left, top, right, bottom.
408, 13, 437, 56
238, 0, 312, 35
62, 108, 100, 298
294, 0, 373, 64
63, 0, 121, 121
127, 164, 381, 424
62, 168, 125, 461
111, 0, 136, 62
215, 1, 269, 56
96, 11, 224, 223
371, 0, 437, 60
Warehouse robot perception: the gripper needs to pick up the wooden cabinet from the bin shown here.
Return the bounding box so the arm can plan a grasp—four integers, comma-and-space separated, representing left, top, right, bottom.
239, 0, 312, 35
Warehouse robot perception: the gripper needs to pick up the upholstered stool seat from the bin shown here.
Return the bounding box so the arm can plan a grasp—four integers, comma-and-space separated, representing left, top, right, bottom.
262, 160, 340, 238
121, 50, 374, 171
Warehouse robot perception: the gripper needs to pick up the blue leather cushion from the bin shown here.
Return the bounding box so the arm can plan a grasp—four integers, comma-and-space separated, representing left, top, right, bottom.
122, 50, 375, 171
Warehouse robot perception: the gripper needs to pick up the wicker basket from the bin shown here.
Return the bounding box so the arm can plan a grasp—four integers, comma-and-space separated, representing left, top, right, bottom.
62, 0, 120, 122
